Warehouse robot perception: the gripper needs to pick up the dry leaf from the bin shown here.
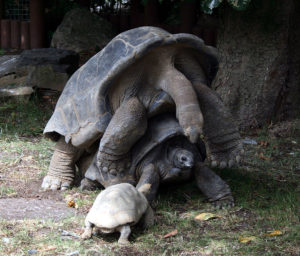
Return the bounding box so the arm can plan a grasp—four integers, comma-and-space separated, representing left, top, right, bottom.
67, 200, 76, 208
238, 236, 256, 243
258, 152, 272, 161
258, 140, 269, 147
194, 212, 221, 221
163, 229, 178, 238
265, 230, 282, 237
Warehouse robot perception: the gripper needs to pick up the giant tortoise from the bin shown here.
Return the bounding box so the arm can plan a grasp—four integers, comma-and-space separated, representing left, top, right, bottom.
42, 26, 242, 190
82, 114, 234, 208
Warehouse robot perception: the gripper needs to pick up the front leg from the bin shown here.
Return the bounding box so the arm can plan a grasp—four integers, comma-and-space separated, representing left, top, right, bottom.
194, 161, 234, 209
193, 82, 243, 169
136, 164, 160, 206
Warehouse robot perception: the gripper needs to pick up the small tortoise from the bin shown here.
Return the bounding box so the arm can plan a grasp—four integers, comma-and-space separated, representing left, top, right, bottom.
42, 26, 242, 190
81, 183, 154, 244
82, 114, 234, 208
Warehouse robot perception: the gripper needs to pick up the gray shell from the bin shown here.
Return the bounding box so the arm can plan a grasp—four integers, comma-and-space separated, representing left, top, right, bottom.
131, 114, 184, 169
86, 183, 148, 229
44, 26, 218, 148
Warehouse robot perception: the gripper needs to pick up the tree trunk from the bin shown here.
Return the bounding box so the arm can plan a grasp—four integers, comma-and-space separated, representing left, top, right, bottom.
213, 0, 299, 129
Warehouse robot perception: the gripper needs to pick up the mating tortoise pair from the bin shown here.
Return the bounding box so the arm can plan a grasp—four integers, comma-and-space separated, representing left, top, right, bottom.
42, 26, 243, 207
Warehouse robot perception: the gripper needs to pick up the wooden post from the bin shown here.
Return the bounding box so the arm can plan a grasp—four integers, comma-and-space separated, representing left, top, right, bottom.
21, 21, 30, 49
1, 20, 11, 49
11, 20, 21, 49
29, 0, 45, 48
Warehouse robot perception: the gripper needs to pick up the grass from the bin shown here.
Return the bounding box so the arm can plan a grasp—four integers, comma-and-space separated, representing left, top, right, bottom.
0, 98, 299, 255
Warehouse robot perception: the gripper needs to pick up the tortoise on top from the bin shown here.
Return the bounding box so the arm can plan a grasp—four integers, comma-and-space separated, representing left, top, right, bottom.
42, 26, 242, 190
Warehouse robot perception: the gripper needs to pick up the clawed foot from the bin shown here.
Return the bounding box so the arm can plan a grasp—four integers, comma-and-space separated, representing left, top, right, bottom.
80, 178, 100, 191
204, 135, 244, 169
118, 238, 130, 245
211, 195, 235, 209
41, 175, 73, 190
81, 229, 92, 240
97, 151, 132, 180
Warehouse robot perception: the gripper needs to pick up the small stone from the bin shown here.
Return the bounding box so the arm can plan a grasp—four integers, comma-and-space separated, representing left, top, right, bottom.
28, 249, 38, 255
102, 166, 108, 172
66, 250, 80, 256
243, 137, 257, 145
2, 237, 10, 244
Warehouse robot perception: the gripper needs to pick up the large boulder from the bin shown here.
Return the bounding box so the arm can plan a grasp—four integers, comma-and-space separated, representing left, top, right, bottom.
0, 49, 79, 97
51, 8, 117, 53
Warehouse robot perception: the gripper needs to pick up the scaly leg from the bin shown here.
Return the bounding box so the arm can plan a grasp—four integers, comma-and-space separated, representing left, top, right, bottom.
136, 164, 160, 206
97, 97, 147, 187
81, 220, 94, 240
41, 137, 82, 190
194, 161, 234, 209
175, 53, 243, 168
117, 225, 131, 245
160, 67, 203, 143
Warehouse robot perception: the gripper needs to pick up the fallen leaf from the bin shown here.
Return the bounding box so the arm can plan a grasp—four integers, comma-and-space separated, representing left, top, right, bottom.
264, 230, 282, 237
194, 212, 221, 221
258, 152, 272, 161
258, 140, 269, 147
238, 236, 256, 243
67, 200, 76, 208
163, 229, 178, 238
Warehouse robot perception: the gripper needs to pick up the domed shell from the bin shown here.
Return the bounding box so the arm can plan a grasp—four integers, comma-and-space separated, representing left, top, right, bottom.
131, 114, 184, 169
44, 26, 218, 148
86, 183, 148, 229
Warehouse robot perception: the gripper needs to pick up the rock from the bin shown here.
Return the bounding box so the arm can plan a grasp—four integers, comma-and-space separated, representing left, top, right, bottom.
0, 86, 34, 97
66, 251, 80, 256
242, 138, 258, 145
27, 249, 38, 255
2, 237, 10, 244
17, 48, 79, 76
0, 55, 20, 77
51, 8, 116, 53
0, 198, 77, 220
25, 65, 69, 91
0, 49, 79, 94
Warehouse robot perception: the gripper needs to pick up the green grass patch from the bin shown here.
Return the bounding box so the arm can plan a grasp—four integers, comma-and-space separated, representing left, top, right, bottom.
0, 97, 53, 137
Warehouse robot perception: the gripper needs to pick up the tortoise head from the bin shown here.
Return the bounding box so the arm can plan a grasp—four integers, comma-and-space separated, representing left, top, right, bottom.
170, 148, 195, 169
162, 147, 194, 183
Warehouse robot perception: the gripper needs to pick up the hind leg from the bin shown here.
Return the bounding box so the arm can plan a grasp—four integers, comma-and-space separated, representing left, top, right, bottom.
193, 82, 243, 169
175, 53, 243, 168
41, 137, 82, 190
117, 225, 131, 245
97, 97, 147, 187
